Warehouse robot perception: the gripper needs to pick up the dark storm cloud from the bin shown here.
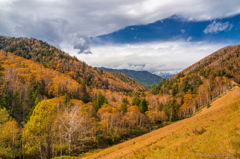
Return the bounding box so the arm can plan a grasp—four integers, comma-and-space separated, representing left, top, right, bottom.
73, 34, 92, 54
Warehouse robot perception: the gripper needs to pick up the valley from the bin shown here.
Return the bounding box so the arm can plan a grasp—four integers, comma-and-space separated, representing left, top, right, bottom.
99, 67, 162, 89
0, 36, 240, 158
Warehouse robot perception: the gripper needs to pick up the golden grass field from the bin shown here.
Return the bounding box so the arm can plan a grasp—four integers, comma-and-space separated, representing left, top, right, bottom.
82, 86, 240, 159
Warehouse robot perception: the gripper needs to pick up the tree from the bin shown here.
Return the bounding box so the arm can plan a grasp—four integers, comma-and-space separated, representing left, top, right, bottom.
93, 91, 108, 114
82, 81, 89, 103
23, 100, 57, 159
125, 106, 146, 127
2, 118, 20, 159
172, 83, 178, 96
120, 97, 128, 113
139, 98, 148, 114
0, 95, 11, 112
181, 77, 190, 92
0, 108, 10, 157
132, 96, 140, 106
56, 104, 86, 156
97, 104, 120, 142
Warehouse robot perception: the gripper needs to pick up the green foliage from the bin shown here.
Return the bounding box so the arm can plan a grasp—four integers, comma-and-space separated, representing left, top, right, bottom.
176, 72, 184, 79
93, 91, 108, 114
71, 92, 75, 99
200, 68, 211, 78
26, 83, 43, 122
150, 85, 159, 95
82, 81, 89, 103
139, 98, 148, 113
132, 95, 149, 113
0, 95, 11, 111
63, 93, 69, 106
181, 77, 190, 92
172, 84, 178, 96
163, 99, 178, 120
112, 72, 128, 83
141, 92, 146, 97
132, 96, 141, 106
121, 97, 128, 113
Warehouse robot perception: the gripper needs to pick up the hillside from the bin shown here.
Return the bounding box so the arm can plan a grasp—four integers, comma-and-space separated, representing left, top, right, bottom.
83, 86, 240, 158
171, 44, 240, 81
99, 67, 162, 89
0, 36, 146, 92
148, 44, 240, 121
0, 49, 151, 158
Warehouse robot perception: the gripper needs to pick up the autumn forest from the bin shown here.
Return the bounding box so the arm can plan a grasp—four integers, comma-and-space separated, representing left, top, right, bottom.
0, 36, 240, 158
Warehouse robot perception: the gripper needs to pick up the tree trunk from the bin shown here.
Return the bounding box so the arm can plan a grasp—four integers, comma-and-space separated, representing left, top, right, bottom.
47, 136, 51, 159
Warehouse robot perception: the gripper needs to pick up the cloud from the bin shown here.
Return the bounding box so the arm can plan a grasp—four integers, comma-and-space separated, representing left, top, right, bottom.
1, 0, 240, 48
73, 34, 92, 54
181, 29, 185, 33
228, 24, 234, 31
62, 41, 227, 73
187, 36, 192, 41
203, 21, 231, 33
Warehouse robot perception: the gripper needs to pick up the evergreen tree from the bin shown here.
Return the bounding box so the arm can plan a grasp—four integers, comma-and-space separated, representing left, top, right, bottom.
93, 91, 108, 114
139, 98, 148, 114
120, 97, 128, 113
172, 84, 178, 96
132, 96, 140, 106
82, 81, 89, 103
0, 95, 11, 112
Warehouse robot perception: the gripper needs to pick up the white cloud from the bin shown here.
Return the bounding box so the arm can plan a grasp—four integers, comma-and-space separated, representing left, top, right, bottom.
181, 29, 185, 33
62, 41, 227, 73
187, 36, 192, 41
228, 24, 234, 31
203, 21, 231, 33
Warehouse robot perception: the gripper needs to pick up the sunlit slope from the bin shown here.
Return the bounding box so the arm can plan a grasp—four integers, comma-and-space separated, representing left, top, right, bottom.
0, 36, 146, 92
83, 86, 240, 159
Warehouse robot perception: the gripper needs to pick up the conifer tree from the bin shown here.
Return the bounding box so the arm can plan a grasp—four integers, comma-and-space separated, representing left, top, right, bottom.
121, 97, 128, 113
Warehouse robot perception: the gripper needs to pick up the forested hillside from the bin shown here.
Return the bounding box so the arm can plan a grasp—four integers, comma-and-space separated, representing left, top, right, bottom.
0, 49, 150, 158
149, 45, 240, 120
84, 86, 240, 159
0, 36, 146, 92
0, 36, 240, 159
99, 67, 162, 89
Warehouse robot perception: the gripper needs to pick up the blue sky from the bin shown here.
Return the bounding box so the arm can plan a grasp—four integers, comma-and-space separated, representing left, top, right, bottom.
1, 0, 240, 73
92, 15, 240, 44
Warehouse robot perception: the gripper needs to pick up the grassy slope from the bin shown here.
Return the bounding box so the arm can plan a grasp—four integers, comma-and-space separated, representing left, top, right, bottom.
82, 86, 240, 159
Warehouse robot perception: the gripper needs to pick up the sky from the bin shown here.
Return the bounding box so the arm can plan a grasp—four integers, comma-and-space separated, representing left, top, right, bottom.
1, 0, 240, 74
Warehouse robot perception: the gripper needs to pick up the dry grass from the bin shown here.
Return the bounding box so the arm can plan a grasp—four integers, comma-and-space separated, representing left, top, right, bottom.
82, 86, 240, 159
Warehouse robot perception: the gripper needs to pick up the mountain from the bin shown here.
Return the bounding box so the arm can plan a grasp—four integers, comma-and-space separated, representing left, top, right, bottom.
99, 67, 162, 89
153, 70, 180, 79
0, 36, 146, 92
172, 44, 240, 80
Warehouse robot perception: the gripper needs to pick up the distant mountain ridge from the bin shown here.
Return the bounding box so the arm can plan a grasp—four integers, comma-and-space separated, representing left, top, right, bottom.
99, 67, 162, 89
153, 70, 179, 79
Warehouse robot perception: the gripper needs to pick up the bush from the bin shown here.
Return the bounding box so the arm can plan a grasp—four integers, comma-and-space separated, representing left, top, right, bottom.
192, 126, 206, 135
